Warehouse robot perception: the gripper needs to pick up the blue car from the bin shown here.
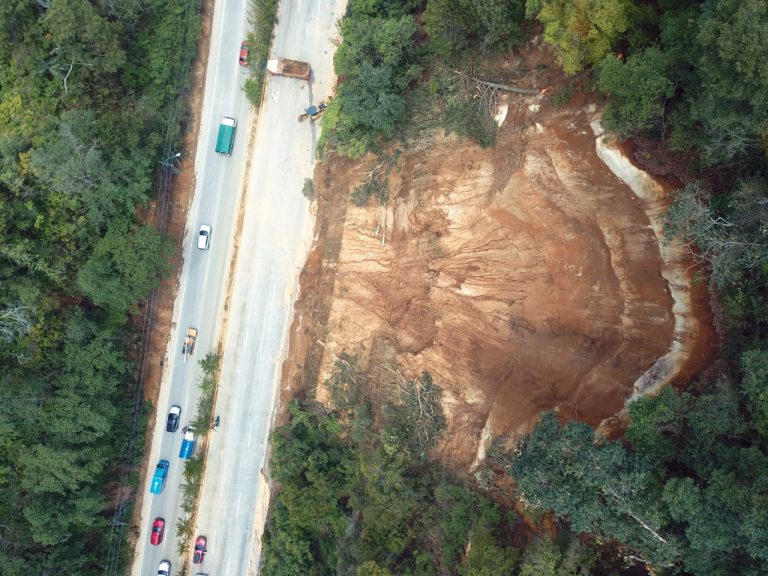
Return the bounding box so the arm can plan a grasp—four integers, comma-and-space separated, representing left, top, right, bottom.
150, 460, 169, 494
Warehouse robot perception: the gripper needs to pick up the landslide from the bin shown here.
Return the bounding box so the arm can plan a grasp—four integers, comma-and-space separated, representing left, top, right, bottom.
282, 47, 712, 471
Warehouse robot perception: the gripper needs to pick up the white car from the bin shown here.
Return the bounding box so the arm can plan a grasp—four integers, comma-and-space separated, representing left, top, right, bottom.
197, 225, 212, 250
158, 560, 171, 576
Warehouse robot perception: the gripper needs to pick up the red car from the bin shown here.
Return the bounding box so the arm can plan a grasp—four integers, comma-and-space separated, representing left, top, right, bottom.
192, 535, 207, 563
150, 518, 165, 545
239, 41, 249, 66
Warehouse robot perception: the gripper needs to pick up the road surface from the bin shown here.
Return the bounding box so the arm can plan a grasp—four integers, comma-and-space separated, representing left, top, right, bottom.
132, 0, 251, 573
193, 1, 346, 575
133, 0, 345, 574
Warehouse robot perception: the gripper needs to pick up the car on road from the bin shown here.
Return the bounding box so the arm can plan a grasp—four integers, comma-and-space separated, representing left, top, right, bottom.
182, 327, 198, 357
198, 224, 212, 250
179, 426, 197, 460
239, 41, 249, 66
150, 460, 170, 494
158, 560, 171, 576
150, 517, 165, 545
166, 405, 181, 432
192, 535, 207, 564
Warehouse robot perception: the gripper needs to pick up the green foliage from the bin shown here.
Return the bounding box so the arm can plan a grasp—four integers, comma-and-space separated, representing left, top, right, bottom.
599, 47, 676, 137
381, 371, 446, 461
665, 181, 768, 293
511, 412, 680, 567
688, 0, 768, 164
741, 349, 768, 435
347, 0, 424, 18
0, 0, 201, 571
191, 354, 220, 434
536, 0, 653, 73
302, 178, 316, 200
77, 220, 172, 323
515, 369, 768, 575
444, 92, 498, 148
517, 536, 595, 576
326, 4, 422, 158
244, 0, 278, 105
264, 365, 523, 576
460, 528, 520, 576
424, 0, 526, 59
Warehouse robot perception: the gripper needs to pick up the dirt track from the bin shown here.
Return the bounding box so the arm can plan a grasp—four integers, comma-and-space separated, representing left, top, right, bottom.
281, 41, 713, 470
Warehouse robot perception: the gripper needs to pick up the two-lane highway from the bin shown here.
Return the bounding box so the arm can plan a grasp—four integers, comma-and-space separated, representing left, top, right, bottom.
133, 0, 253, 574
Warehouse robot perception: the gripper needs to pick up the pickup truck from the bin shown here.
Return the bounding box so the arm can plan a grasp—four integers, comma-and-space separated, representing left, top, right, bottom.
179, 427, 196, 460
267, 57, 310, 80
182, 327, 197, 358
150, 460, 170, 494
215, 117, 237, 155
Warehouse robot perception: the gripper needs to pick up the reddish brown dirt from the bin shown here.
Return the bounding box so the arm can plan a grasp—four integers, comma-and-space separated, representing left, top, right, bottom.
280, 39, 713, 472
127, 0, 214, 539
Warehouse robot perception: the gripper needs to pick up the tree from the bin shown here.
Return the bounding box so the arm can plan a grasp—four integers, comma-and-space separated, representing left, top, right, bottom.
511, 412, 679, 567
30, 111, 153, 242
461, 528, 520, 576
689, 0, 768, 164
424, 0, 525, 59
598, 47, 676, 136
519, 538, 560, 576
665, 180, 768, 291
328, 63, 406, 158
0, 303, 33, 343
41, 0, 125, 92
356, 560, 393, 576
536, 0, 654, 73
77, 219, 171, 321
741, 349, 768, 437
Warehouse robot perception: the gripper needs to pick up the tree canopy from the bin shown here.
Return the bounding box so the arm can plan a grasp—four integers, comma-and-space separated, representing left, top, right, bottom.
0, 0, 200, 572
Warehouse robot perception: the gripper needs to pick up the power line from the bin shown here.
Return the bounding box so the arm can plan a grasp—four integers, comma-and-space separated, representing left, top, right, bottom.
103, 1, 201, 573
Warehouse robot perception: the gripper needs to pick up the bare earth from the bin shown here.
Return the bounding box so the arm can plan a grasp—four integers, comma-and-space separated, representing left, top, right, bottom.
281, 41, 713, 470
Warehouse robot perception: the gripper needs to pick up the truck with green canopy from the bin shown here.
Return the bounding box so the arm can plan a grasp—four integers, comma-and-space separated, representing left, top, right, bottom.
215, 117, 237, 155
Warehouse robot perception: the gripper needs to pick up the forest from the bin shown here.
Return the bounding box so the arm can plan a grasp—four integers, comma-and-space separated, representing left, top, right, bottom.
263, 0, 768, 575
0, 0, 199, 573
0, 0, 766, 574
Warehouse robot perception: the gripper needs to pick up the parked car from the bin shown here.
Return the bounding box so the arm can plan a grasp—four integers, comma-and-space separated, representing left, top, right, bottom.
150, 517, 165, 545
192, 535, 207, 564
198, 224, 211, 250
166, 405, 181, 432
158, 560, 171, 576
239, 41, 249, 66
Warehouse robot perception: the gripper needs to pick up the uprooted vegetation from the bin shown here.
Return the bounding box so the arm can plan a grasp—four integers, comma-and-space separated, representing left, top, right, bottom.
263, 357, 628, 576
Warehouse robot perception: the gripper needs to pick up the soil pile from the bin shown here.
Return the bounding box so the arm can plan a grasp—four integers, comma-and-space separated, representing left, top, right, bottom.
282, 54, 711, 471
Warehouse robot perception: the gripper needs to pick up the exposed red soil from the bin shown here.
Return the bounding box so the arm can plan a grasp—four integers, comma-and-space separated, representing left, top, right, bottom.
280, 38, 714, 471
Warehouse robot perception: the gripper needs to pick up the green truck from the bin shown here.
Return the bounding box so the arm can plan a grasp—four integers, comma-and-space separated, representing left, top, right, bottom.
215, 117, 237, 155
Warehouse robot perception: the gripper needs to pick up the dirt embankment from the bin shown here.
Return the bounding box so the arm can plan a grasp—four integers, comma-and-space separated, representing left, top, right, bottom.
282, 45, 713, 471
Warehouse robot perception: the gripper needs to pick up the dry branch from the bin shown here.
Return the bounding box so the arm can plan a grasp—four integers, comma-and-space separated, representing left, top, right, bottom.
453, 69, 541, 95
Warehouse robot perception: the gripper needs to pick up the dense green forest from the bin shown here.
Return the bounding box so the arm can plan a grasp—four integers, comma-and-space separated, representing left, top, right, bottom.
0, 0, 199, 573
265, 0, 768, 575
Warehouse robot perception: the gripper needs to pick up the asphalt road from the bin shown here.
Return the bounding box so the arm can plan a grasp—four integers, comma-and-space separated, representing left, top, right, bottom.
133, 0, 252, 573
193, 0, 346, 574
133, 0, 345, 574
